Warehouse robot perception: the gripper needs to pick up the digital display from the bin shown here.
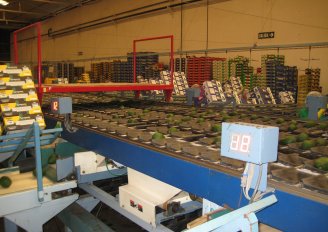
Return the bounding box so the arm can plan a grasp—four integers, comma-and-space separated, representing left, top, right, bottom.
230, 133, 251, 154
51, 100, 59, 112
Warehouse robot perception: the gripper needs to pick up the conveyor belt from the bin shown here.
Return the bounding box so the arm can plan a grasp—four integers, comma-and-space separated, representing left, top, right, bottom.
43, 99, 328, 203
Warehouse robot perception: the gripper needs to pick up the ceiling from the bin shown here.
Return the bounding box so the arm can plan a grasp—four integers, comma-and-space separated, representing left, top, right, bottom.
0, 0, 89, 30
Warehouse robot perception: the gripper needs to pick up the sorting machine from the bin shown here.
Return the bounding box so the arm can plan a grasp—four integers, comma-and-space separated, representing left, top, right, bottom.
41, 93, 328, 232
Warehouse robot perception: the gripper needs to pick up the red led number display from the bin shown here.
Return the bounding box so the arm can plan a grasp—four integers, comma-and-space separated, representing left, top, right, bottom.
230, 133, 251, 154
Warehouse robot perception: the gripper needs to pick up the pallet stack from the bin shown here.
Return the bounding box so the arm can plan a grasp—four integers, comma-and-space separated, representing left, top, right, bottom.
187, 57, 220, 86
297, 68, 322, 106
110, 60, 133, 83
175, 58, 186, 73
212, 59, 228, 83
0, 65, 45, 134
275, 65, 298, 100
261, 54, 285, 98
228, 56, 253, 85
127, 52, 159, 79
74, 66, 85, 80
90, 62, 112, 83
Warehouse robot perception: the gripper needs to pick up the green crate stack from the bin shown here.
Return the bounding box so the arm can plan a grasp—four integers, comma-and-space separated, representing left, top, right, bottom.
212, 59, 228, 83
228, 56, 252, 85
297, 75, 309, 106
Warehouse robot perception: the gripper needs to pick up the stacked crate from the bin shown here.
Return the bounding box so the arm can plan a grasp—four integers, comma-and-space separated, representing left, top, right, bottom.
254, 87, 276, 104
261, 54, 285, 98
90, 62, 113, 83
110, 60, 133, 83
297, 68, 322, 106
0, 65, 45, 134
127, 52, 159, 79
161, 71, 189, 96
212, 59, 228, 83
74, 66, 85, 81
175, 58, 186, 73
203, 80, 226, 104
228, 56, 253, 85
275, 65, 298, 100
187, 57, 219, 86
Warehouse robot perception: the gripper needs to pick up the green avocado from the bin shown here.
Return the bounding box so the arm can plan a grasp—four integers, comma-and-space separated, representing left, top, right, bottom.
48, 153, 57, 164
280, 135, 297, 145
228, 111, 237, 116
211, 124, 222, 132
182, 116, 191, 122
276, 118, 285, 124
168, 127, 178, 134
250, 115, 258, 120
0, 176, 12, 188
213, 136, 221, 144
314, 157, 328, 171
222, 115, 230, 122
127, 111, 135, 116
262, 116, 271, 122
300, 140, 316, 150
197, 118, 205, 123
290, 120, 297, 125
288, 124, 297, 132
318, 123, 328, 130
167, 113, 174, 118
152, 132, 165, 140
143, 109, 150, 113
297, 133, 309, 142
304, 121, 316, 128
33, 167, 47, 177
315, 138, 327, 146
239, 114, 248, 119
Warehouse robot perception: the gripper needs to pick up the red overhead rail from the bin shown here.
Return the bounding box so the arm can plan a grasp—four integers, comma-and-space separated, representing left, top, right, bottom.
13, 26, 174, 102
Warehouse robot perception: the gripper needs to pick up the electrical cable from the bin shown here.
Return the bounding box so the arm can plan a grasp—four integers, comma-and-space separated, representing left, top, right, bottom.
250, 164, 263, 203
105, 159, 126, 177
64, 114, 78, 133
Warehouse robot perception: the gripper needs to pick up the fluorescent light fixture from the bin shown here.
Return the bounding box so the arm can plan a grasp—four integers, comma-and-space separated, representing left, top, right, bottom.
0, 0, 9, 6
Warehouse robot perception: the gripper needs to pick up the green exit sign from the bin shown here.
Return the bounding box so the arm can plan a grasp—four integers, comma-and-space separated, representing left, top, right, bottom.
258, 32, 275, 39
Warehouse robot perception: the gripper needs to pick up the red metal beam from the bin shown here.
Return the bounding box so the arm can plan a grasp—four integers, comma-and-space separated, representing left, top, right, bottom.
40, 84, 174, 93
13, 22, 42, 102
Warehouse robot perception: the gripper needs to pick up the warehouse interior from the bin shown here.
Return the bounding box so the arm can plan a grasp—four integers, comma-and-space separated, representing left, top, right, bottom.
0, 0, 327, 232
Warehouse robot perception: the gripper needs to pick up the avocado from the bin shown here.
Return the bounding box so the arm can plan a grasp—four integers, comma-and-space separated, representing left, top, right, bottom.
211, 124, 222, 132
206, 109, 214, 114
318, 123, 328, 130
262, 116, 271, 122
288, 124, 297, 132
315, 138, 327, 146
0, 176, 12, 188
33, 167, 47, 177
127, 111, 135, 116
297, 133, 309, 142
276, 118, 285, 124
213, 136, 221, 144
240, 114, 248, 119
197, 118, 205, 123
167, 113, 174, 118
48, 153, 57, 164
280, 135, 297, 145
168, 127, 178, 134
250, 115, 258, 120
314, 157, 328, 171
143, 109, 150, 113
152, 132, 165, 140
127, 118, 136, 123
228, 111, 237, 116
305, 121, 316, 128
290, 120, 297, 125
300, 140, 316, 150
182, 116, 191, 122
222, 115, 230, 122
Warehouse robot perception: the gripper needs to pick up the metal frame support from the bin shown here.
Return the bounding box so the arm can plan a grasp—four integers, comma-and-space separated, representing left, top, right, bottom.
133, 35, 174, 102
186, 195, 277, 232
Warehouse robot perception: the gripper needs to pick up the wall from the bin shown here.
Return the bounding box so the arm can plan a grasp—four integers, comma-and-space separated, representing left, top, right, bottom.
13, 0, 328, 93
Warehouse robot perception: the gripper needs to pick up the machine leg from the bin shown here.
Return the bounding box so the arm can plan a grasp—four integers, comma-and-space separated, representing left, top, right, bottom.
135, 91, 140, 99
4, 218, 18, 232
165, 90, 173, 102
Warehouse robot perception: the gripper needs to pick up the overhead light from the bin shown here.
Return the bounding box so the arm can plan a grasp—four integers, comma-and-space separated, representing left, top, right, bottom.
0, 0, 9, 6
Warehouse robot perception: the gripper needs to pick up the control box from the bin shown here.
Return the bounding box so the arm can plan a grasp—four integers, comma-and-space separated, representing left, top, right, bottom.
221, 122, 279, 164
50, 97, 72, 114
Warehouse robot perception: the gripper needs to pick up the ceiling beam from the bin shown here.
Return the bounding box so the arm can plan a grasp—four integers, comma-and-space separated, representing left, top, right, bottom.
28, 0, 67, 5
0, 9, 42, 15
0, 18, 29, 23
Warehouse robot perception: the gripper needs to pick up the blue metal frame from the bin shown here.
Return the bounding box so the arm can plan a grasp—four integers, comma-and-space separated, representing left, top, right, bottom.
0, 122, 62, 202
45, 117, 328, 232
